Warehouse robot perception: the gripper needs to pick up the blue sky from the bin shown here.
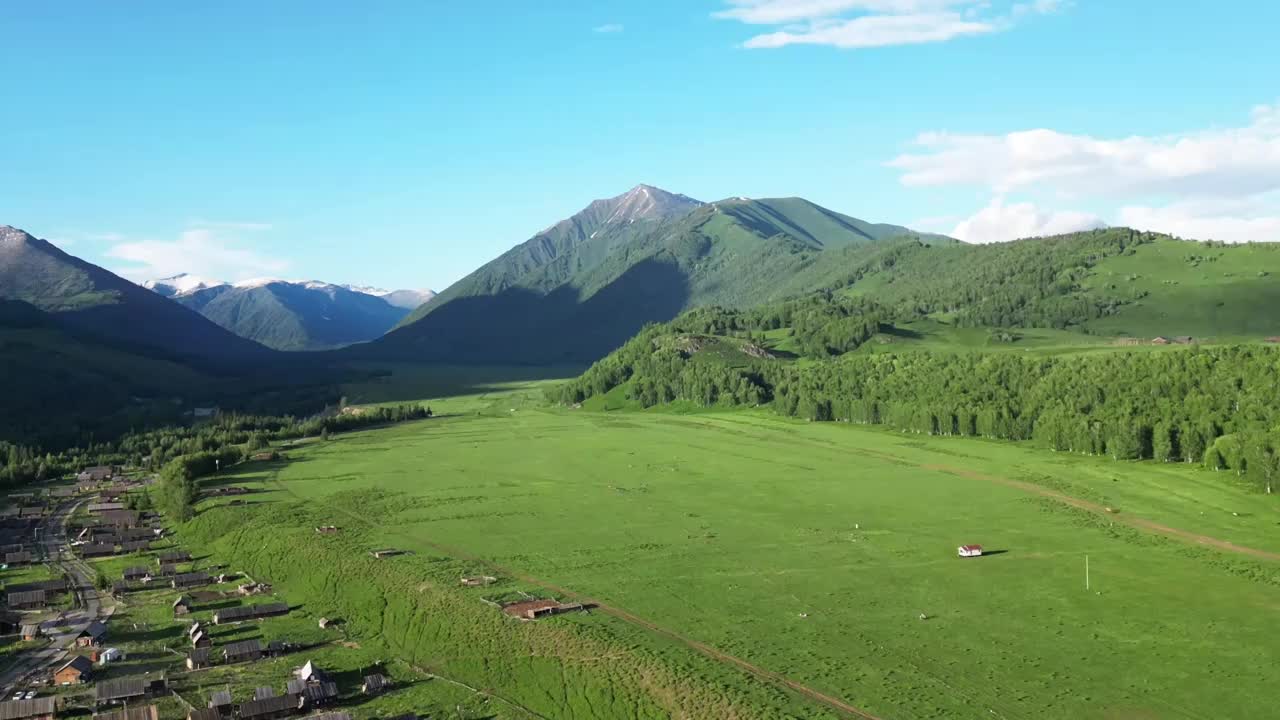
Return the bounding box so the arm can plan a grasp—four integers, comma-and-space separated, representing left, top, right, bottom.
2, 1, 1278, 291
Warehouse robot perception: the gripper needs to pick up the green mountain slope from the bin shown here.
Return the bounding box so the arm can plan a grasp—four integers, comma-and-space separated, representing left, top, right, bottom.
370, 187, 940, 364
0, 299, 209, 443
824, 229, 1280, 339
172, 281, 410, 351
0, 225, 269, 364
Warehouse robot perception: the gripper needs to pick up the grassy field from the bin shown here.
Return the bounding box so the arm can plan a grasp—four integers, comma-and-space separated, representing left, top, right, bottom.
173, 395, 1280, 720
1085, 239, 1280, 338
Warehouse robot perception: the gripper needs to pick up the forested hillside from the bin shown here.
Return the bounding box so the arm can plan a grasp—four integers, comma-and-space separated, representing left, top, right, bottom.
552, 298, 1280, 493
822, 228, 1280, 338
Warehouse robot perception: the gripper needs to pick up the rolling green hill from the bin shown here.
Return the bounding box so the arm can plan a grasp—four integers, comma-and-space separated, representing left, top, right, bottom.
0, 225, 269, 363
370, 186, 942, 364
825, 229, 1280, 339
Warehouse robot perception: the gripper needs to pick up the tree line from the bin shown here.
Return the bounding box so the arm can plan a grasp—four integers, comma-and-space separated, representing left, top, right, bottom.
552, 333, 1280, 493
0, 403, 432, 498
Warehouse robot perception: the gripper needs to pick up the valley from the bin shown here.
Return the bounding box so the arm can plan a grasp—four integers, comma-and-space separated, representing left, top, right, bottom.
142, 385, 1280, 719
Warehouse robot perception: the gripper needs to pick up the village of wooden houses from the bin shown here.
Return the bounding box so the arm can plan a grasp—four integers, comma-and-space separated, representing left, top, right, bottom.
0, 465, 426, 720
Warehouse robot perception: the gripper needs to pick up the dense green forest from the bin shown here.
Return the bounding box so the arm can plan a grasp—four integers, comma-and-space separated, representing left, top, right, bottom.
552, 306, 1280, 493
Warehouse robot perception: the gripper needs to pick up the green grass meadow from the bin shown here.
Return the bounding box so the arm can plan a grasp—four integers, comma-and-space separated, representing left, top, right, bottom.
174, 399, 1280, 720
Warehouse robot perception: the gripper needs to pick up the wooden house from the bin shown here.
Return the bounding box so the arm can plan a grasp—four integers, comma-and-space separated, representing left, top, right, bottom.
173, 595, 193, 617
99, 511, 141, 529
94, 675, 167, 707
3, 551, 33, 566
54, 655, 93, 684
236, 694, 302, 720
0, 698, 57, 720
958, 544, 984, 558
188, 709, 221, 720
80, 544, 116, 558
298, 683, 338, 709
21, 624, 40, 641
157, 551, 192, 565
172, 572, 212, 590
222, 639, 264, 664
187, 647, 212, 670
78, 466, 116, 483
7, 590, 46, 610
207, 691, 233, 713
76, 620, 108, 647
213, 602, 289, 625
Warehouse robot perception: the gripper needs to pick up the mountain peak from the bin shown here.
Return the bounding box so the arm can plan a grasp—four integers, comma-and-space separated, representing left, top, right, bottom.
0, 225, 34, 245
604, 184, 702, 224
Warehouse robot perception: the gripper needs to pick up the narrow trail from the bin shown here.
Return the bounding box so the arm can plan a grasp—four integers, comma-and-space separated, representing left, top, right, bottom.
923, 464, 1280, 562
266, 471, 887, 720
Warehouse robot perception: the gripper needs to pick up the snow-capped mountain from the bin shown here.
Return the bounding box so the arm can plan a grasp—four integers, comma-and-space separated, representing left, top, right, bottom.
142, 273, 228, 297
342, 286, 437, 309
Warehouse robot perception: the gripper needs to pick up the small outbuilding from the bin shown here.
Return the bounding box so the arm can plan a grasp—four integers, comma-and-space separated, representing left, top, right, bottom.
173, 595, 193, 617
361, 674, 389, 695
958, 544, 984, 558
187, 647, 212, 670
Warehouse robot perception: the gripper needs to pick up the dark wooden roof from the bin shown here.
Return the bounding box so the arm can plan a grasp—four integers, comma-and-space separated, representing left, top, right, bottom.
79, 620, 108, 639
222, 639, 263, 660
172, 572, 211, 587
188, 709, 222, 720
214, 602, 289, 623
238, 695, 301, 719
94, 676, 149, 702
57, 655, 93, 675
6, 590, 46, 607
361, 674, 388, 691
0, 698, 57, 720
188, 647, 211, 664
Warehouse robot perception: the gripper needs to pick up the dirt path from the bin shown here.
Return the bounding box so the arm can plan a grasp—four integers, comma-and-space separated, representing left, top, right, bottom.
266, 472, 886, 720
923, 464, 1280, 562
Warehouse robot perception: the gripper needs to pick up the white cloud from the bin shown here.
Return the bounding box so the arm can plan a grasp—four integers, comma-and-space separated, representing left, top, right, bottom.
106, 225, 289, 282
890, 103, 1280, 243
1118, 203, 1280, 244
890, 104, 1280, 198
593, 23, 624, 33
950, 197, 1105, 243
714, 0, 1058, 49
